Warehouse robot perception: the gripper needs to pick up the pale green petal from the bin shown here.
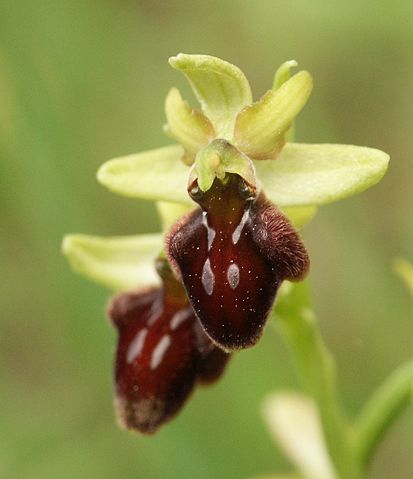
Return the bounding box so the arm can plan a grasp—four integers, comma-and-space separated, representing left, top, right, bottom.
272, 60, 298, 91
393, 258, 413, 296
234, 71, 313, 159
62, 233, 163, 291
165, 87, 214, 159
272, 60, 299, 142
97, 144, 191, 204
169, 53, 252, 138
156, 201, 193, 231
256, 143, 389, 206
263, 392, 337, 479
281, 205, 317, 229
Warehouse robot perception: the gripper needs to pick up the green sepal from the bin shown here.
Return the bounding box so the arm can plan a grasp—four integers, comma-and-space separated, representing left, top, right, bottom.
256, 143, 389, 206
97, 144, 192, 204
169, 53, 252, 138
62, 233, 164, 291
97, 142, 389, 209
156, 201, 192, 231
234, 71, 313, 159
281, 205, 317, 229
272, 60, 299, 141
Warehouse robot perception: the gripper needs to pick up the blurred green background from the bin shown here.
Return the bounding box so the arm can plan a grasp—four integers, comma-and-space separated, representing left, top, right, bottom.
1, 1, 412, 478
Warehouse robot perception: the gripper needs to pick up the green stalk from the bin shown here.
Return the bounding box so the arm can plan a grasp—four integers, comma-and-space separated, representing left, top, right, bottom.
354, 360, 413, 470
275, 281, 359, 479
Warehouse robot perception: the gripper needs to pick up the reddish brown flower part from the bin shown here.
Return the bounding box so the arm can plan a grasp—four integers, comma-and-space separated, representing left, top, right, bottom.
167, 174, 309, 351
108, 259, 230, 434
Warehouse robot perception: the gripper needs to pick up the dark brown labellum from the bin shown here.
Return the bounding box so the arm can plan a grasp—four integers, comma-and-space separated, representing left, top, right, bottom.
108, 260, 230, 434
167, 174, 309, 351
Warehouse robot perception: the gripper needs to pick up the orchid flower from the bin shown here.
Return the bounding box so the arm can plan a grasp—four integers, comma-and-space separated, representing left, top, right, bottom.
62, 54, 389, 434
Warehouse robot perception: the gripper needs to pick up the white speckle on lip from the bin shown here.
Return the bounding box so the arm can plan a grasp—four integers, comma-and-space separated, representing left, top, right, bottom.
202, 211, 216, 251
127, 328, 148, 364
202, 258, 215, 295
170, 307, 193, 330
150, 334, 171, 370
227, 263, 240, 290
146, 295, 163, 326
232, 209, 249, 244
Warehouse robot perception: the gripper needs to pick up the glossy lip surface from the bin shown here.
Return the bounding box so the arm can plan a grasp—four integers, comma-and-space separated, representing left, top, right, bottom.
167, 174, 309, 351
109, 263, 230, 434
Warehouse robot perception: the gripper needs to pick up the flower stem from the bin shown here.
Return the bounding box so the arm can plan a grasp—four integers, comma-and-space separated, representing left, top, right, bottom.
354, 359, 413, 471
275, 281, 359, 479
